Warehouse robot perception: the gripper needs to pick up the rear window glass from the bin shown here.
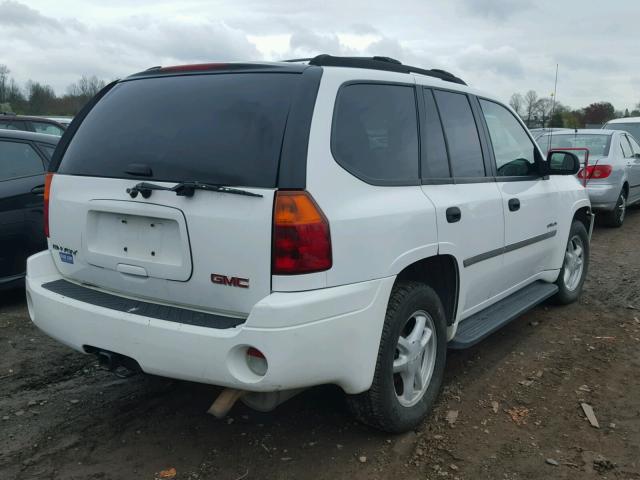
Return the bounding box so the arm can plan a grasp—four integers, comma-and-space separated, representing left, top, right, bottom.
58, 73, 300, 188
537, 133, 611, 161
331, 83, 419, 184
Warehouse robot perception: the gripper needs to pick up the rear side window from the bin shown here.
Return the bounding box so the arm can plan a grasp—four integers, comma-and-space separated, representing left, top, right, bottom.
332, 83, 419, 184
31, 121, 64, 136
38, 143, 57, 160
627, 135, 640, 154
620, 137, 633, 158
58, 73, 301, 188
0, 120, 26, 131
421, 89, 451, 179
0, 141, 44, 180
433, 90, 485, 178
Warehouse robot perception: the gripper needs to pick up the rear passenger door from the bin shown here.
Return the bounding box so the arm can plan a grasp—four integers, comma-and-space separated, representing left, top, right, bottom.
622, 134, 640, 204
477, 98, 558, 293
419, 88, 505, 319
0, 139, 47, 279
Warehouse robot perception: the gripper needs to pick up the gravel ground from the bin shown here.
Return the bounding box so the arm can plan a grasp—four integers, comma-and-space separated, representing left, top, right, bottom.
1, 208, 639, 480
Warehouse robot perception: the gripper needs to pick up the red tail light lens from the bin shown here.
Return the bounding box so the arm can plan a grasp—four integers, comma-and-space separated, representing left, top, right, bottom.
44, 173, 54, 237
273, 191, 332, 275
577, 165, 612, 180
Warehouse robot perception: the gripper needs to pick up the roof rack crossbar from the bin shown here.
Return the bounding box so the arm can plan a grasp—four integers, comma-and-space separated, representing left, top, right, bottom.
296, 54, 466, 85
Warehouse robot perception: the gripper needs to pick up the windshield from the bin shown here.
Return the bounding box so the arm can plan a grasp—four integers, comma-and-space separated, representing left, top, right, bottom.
58, 72, 301, 188
537, 133, 611, 162
604, 123, 640, 143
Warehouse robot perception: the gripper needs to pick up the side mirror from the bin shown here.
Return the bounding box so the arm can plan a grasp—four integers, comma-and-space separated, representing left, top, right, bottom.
546, 150, 581, 175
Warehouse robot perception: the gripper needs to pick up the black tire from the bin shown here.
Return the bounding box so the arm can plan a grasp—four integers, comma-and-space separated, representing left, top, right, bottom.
602, 189, 626, 228
552, 220, 589, 305
347, 282, 447, 433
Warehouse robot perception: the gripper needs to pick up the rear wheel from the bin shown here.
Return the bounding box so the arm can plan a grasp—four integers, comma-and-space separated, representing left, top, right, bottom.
552, 220, 589, 305
347, 282, 447, 433
603, 189, 626, 228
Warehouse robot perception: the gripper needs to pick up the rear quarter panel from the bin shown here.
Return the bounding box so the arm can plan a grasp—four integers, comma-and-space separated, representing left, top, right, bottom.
302, 68, 440, 289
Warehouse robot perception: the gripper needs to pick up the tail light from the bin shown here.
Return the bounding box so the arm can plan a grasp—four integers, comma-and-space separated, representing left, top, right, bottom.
577, 165, 612, 181
44, 173, 54, 237
272, 191, 332, 275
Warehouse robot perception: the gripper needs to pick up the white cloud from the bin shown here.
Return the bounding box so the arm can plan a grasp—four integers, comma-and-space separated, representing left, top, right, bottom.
1, 0, 638, 110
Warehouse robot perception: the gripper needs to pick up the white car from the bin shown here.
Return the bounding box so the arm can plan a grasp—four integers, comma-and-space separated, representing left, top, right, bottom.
26, 55, 592, 432
603, 116, 640, 143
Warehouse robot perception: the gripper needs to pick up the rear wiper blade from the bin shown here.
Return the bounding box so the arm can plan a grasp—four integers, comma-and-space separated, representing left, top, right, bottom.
127, 181, 263, 199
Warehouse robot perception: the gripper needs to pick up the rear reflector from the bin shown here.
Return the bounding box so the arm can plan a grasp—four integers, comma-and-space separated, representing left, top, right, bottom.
246, 347, 268, 376
578, 164, 612, 180
44, 173, 54, 237
273, 191, 332, 275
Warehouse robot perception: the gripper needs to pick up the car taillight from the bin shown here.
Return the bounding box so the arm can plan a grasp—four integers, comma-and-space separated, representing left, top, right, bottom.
272, 191, 332, 275
44, 173, 54, 237
577, 165, 612, 180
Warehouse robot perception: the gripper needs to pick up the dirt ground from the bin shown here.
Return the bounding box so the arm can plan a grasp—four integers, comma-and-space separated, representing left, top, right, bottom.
1, 209, 639, 480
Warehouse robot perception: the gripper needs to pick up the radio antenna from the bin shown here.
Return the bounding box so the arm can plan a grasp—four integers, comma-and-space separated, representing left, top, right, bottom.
547, 64, 559, 152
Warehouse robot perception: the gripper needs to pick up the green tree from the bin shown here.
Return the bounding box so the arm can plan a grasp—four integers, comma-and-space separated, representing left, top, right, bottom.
549, 111, 564, 128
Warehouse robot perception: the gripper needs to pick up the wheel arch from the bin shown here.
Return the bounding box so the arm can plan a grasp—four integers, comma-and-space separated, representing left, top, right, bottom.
394, 255, 459, 326
572, 205, 592, 233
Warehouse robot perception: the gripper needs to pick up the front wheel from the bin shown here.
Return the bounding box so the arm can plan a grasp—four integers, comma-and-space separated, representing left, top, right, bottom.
552, 220, 589, 305
347, 282, 447, 433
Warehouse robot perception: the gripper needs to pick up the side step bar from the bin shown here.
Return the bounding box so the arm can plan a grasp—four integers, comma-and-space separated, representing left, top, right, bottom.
449, 281, 559, 349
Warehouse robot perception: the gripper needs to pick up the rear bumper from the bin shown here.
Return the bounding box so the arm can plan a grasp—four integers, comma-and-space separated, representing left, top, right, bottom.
26, 251, 394, 394
586, 182, 619, 210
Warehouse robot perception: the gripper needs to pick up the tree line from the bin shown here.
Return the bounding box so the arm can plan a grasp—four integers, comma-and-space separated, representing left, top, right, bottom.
0, 64, 106, 116
509, 90, 640, 129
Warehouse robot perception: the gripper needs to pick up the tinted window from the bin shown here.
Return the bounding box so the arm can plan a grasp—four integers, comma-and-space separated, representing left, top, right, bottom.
38, 143, 57, 159
31, 121, 64, 136
332, 83, 419, 184
480, 99, 537, 177
433, 91, 485, 177
0, 141, 44, 180
0, 120, 26, 131
422, 89, 450, 178
58, 73, 301, 188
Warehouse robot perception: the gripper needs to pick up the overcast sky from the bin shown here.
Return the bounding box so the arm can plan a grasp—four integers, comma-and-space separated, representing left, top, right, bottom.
1, 0, 638, 110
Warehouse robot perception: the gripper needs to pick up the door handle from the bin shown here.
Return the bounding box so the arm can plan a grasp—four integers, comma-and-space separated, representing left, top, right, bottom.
446, 206, 461, 223
31, 185, 45, 195
508, 198, 520, 212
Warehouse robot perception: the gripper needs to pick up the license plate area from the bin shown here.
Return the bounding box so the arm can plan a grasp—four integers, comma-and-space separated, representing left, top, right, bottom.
84, 201, 192, 281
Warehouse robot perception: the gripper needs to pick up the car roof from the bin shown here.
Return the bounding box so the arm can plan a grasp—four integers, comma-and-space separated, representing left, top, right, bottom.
0, 114, 65, 125
0, 128, 60, 144
539, 129, 617, 136
605, 117, 640, 124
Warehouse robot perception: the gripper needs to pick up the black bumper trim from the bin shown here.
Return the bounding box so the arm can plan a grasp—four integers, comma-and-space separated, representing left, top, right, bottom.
41, 279, 244, 329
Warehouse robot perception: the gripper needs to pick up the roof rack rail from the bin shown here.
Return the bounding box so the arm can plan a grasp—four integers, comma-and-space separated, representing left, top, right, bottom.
294, 54, 466, 85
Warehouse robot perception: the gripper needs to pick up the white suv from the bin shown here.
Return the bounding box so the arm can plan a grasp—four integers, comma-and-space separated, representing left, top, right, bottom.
26, 55, 592, 432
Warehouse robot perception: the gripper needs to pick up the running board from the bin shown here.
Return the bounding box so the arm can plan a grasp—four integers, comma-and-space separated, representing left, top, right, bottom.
449, 281, 559, 349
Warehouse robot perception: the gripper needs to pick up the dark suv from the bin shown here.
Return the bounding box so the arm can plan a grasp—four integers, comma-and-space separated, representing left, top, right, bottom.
0, 114, 67, 136
0, 129, 59, 289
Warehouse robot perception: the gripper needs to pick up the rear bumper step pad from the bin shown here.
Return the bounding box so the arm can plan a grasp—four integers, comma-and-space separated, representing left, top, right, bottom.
42, 279, 244, 329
